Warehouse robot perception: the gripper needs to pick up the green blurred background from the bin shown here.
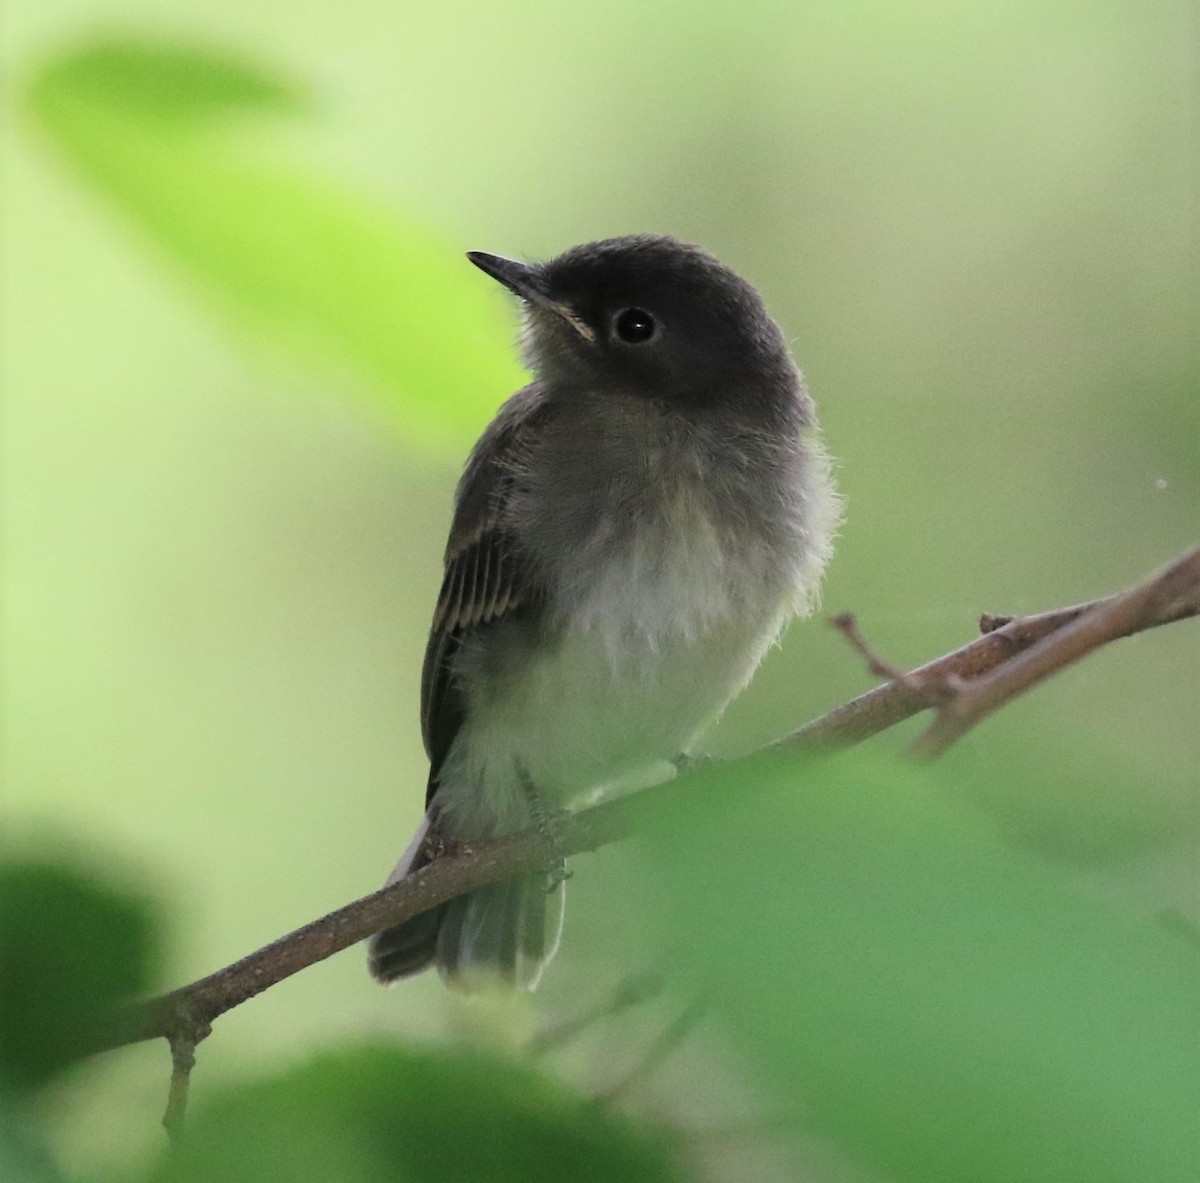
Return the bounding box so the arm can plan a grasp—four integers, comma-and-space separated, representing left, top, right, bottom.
3, 0, 1196, 1177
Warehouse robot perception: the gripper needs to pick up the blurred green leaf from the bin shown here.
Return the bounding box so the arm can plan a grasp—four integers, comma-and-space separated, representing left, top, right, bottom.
634, 751, 1200, 1183
0, 859, 159, 1095
138, 1045, 690, 1183
25, 39, 523, 448
27, 41, 306, 126
935, 718, 1190, 867
0, 1109, 66, 1183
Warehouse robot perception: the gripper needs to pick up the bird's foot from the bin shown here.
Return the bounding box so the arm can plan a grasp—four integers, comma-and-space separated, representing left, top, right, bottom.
547, 857, 573, 891
516, 762, 572, 889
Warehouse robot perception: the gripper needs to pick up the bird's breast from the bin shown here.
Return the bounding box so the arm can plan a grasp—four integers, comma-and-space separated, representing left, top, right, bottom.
516, 407, 804, 657
438, 423, 827, 833
560, 491, 787, 664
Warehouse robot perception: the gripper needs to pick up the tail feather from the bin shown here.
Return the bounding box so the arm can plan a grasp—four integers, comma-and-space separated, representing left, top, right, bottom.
367, 904, 445, 982
367, 813, 565, 989
367, 815, 442, 982
437, 874, 564, 990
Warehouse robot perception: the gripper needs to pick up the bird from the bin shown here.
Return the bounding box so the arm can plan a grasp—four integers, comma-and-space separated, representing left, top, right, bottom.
368, 234, 839, 990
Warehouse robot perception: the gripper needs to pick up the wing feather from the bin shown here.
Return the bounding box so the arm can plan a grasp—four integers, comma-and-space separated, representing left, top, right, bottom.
419, 385, 547, 805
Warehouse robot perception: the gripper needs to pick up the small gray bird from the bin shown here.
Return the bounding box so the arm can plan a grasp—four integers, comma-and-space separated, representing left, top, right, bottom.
368, 235, 839, 990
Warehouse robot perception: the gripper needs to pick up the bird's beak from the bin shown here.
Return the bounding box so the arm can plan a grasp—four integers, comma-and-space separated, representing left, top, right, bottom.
466, 251, 595, 342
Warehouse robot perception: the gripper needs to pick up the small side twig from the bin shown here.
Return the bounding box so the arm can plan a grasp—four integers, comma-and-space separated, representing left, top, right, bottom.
163, 1031, 199, 1142
829, 612, 961, 702
909, 545, 1200, 758
596, 996, 706, 1106
782, 543, 1199, 752
529, 973, 665, 1057
830, 613, 914, 686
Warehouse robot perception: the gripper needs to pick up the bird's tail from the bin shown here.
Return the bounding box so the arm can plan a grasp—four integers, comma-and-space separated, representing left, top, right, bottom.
367, 813, 565, 990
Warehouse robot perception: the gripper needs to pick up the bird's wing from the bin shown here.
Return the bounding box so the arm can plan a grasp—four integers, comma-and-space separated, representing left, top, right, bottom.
420, 386, 547, 805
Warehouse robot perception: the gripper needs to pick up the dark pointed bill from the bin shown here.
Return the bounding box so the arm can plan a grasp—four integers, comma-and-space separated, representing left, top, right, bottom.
466, 252, 545, 301
466, 251, 595, 341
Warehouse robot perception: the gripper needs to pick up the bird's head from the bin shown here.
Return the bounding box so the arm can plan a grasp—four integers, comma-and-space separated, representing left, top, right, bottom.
467, 235, 799, 413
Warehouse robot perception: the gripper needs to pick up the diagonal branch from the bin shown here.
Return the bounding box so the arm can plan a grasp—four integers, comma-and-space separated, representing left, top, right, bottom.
100, 800, 631, 1053
92, 543, 1199, 1090
908, 544, 1200, 757
781, 544, 1200, 752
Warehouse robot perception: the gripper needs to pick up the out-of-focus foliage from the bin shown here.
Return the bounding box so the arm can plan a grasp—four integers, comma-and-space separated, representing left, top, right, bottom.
630, 751, 1200, 1183
25, 40, 522, 446
0, 857, 155, 1181
134, 1046, 690, 1183
5, 3, 1197, 1181
0, 1115, 67, 1183
0, 860, 159, 1095
0, 852, 692, 1183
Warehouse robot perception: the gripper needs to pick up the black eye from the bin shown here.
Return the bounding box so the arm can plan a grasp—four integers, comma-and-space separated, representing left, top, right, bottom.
613, 307, 657, 344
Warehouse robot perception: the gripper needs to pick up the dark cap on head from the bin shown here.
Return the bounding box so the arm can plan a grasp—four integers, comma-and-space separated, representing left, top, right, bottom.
468, 235, 799, 412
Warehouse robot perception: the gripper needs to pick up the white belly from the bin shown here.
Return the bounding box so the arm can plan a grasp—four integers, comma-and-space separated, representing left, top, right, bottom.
435, 505, 796, 836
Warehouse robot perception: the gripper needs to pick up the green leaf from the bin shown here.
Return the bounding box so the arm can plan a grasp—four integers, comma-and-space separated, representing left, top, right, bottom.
0, 1107, 67, 1183
28, 41, 306, 126
0, 858, 159, 1095
138, 1045, 691, 1183
633, 751, 1200, 1183
24, 39, 523, 448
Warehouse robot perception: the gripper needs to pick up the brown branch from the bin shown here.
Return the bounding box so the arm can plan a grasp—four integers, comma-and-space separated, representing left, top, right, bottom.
781, 544, 1200, 752
908, 544, 1200, 758
98, 801, 632, 1055
92, 544, 1199, 1098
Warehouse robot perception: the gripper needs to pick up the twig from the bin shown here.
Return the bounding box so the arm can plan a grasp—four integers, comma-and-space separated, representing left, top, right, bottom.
596, 997, 706, 1106
162, 1032, 197, 1142
829, 612, 908, 683
781, 545, 1199, 752
529, 974, 665, 1057
909, 545, 1200, 757
829, 612, 961, 702
85, 544, 1198, 1099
